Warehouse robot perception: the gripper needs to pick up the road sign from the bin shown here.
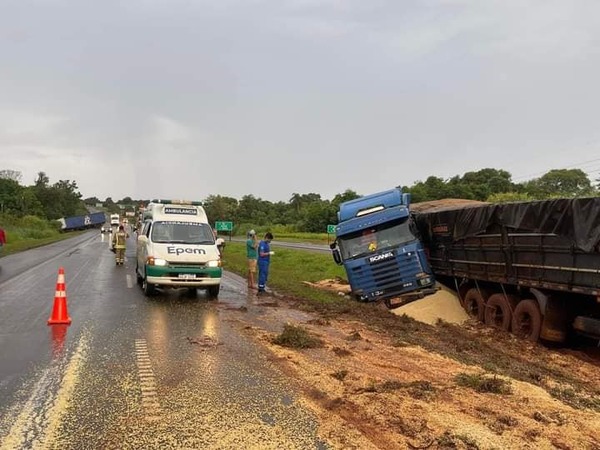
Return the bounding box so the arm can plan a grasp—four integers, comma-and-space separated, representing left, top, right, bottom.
215, 221, 233, 232
327, 224, 336, 234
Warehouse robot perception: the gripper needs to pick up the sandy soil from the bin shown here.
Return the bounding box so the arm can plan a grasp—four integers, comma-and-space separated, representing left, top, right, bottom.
391, 284, 469, 325
227, 291, 600, 450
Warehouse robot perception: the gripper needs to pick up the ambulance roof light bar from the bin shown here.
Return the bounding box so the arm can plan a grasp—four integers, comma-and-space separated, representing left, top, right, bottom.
149, 199, 203, 206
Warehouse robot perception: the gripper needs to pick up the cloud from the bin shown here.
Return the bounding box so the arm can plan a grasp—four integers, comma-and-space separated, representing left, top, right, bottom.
1, 0, 600, 202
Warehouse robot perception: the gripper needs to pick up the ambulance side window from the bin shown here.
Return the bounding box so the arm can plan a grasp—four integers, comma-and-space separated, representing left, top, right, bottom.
143, 222, 152, 237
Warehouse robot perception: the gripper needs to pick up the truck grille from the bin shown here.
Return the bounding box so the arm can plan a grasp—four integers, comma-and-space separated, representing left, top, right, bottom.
351, 252, 422, 294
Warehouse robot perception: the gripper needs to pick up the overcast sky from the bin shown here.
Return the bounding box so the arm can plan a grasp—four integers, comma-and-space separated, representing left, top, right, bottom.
2, 0, 600, 202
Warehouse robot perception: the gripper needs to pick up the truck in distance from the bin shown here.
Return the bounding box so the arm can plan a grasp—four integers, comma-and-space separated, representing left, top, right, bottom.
110, 214, 120, 228
58, 212, 106, 232
330, 187, 437, 308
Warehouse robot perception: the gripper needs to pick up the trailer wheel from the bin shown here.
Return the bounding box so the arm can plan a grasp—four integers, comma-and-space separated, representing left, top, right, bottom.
484, 294, 519, 331
463, 288, 488, 322
511, 299, 542, 342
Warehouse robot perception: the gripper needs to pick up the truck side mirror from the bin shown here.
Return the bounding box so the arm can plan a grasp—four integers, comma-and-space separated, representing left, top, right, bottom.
331, 246, 343, 265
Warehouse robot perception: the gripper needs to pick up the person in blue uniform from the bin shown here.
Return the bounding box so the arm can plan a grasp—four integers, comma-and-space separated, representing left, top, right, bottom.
257, 232, 274, 295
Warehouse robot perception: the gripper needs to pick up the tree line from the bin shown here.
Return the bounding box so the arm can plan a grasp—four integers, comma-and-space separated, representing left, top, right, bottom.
1, 167, 598, 232
0, 170, 86, 220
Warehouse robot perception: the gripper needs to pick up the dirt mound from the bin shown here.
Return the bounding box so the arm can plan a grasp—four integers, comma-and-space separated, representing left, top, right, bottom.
302, 278, 351, 295
391, 284, 469, 325
411, 198, 488, 213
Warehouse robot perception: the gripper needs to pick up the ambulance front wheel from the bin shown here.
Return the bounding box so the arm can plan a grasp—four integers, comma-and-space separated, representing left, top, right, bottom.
142, 272, 156, 296
207, 284, 220, 298
135, 264, 143, 285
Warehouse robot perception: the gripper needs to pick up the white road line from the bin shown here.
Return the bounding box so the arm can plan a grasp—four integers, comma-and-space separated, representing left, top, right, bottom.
126, 274, 133, 289
134, 339, 161, 421
0, 334, 89, 449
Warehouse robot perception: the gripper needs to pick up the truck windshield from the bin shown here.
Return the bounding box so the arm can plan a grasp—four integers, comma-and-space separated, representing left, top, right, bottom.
151, 221, 215, 244
338, 219, 416, 260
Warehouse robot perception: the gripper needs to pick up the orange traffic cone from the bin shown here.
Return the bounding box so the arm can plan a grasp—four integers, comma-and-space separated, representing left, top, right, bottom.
48, 267, 72, 325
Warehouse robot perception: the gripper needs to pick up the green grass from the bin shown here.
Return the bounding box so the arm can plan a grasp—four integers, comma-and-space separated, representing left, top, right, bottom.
549, 386, 600, 411
0, 214, 86, 257
221, 241, 347, 303
230, 229, 332, 245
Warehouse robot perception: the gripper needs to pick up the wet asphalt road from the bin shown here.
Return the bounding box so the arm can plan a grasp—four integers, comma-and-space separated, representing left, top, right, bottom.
0, 232, 329, 449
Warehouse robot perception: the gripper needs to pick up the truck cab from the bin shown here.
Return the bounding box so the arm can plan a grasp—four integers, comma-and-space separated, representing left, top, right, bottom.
331, 188, 436, 308
110, 214, 120, 229
135, 200, 222, 297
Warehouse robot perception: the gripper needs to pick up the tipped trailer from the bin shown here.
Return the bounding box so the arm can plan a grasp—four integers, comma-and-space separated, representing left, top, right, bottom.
58, 212, 106, 232
414, 197, 600, 343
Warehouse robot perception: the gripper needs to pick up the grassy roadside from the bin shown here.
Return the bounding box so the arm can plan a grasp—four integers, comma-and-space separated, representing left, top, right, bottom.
222, 241, 600, 411
0, 214, 88, 258
228, 231, 332, 245
221, 241, 347, 303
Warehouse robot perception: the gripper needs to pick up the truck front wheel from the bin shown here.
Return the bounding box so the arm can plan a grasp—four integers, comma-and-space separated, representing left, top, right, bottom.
511, 299, 542, 342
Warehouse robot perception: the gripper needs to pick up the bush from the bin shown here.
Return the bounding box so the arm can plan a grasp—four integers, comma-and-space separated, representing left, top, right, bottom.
455, 372, 512, 395
272, 324, 323, 349
0, 213, 63, 255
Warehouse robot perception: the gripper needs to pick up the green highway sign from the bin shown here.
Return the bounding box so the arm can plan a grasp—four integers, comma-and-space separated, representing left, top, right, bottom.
327, 224, 336, 234
215, 221, 233, 232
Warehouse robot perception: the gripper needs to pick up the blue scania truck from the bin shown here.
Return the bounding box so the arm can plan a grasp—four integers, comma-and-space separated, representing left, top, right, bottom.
330, 187, 437, 308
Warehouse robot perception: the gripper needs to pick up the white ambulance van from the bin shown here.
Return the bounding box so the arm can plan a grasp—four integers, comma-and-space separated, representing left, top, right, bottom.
136, 200, 222, 297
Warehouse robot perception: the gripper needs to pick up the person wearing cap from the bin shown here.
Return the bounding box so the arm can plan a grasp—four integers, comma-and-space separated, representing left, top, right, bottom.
112, 224, 129, 265
257, 232, 274, 295
246, 230, 258, 290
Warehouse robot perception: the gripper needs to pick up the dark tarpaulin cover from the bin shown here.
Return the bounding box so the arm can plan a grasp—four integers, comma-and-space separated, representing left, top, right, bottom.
413, 197, 600, 253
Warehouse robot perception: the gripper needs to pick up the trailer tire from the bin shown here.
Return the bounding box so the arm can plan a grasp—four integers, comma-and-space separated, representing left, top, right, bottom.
484, 294, 519, 331
511, 299, 542, 342
463, 288, 488, 322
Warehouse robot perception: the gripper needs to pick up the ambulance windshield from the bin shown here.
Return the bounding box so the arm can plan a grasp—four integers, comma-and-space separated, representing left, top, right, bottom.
151, 221, 215, 244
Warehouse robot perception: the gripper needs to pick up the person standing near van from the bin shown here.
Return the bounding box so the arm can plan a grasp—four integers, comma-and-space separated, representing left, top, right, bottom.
0, 226, 6, 254
257, 232, 274, 295
246, 230, 258, 290
112, 225, 129, 265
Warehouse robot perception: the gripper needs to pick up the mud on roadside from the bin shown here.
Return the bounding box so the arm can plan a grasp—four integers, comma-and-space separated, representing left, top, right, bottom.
227, 291, 600, 449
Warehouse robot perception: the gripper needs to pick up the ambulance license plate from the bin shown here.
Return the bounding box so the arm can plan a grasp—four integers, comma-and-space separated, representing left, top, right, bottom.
178, 274, 196, 279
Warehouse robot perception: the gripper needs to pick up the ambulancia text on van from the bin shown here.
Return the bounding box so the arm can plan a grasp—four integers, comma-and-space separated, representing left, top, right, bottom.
136, 200, 222, 297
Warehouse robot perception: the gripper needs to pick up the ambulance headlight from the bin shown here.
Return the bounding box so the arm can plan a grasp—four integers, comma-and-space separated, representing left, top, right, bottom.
148, 257, 168, 266
207, 260, 221, 268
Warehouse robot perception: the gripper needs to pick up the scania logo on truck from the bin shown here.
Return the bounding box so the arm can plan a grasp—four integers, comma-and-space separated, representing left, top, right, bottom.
369, 251, 395, 263
167, 247, 206, 256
